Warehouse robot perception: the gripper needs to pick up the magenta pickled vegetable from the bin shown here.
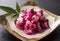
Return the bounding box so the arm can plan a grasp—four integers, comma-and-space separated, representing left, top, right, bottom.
14, 8, 49, 35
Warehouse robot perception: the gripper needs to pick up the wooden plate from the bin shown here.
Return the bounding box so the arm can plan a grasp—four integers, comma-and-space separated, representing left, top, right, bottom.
0, 1, 60, 41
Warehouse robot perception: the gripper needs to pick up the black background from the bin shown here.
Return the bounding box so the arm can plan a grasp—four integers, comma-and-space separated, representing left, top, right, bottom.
0, 0, 60, 41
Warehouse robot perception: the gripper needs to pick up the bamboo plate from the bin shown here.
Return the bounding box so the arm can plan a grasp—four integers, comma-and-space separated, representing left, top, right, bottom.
0, 0, 60, 41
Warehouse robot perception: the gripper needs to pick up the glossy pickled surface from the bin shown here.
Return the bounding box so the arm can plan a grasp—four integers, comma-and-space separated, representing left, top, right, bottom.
0, 0, 60, 41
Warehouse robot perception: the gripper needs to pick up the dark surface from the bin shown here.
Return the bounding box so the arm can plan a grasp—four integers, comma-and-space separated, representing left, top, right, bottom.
0, 0, 60, 41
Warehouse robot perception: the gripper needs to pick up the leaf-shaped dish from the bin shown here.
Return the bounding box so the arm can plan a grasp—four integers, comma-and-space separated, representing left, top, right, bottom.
0, 0, 60, 41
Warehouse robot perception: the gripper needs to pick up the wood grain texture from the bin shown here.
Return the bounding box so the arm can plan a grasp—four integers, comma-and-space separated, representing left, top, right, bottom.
0, 1, 60, 41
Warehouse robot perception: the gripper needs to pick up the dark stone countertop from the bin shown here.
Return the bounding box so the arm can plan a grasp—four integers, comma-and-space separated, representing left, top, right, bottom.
0, 0, 60, 41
